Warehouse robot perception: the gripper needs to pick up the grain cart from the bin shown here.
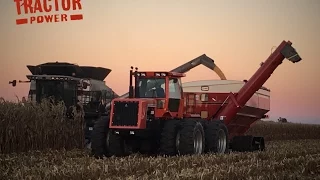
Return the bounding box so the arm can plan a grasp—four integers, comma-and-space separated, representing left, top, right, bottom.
9, 62, 118, 147
91, 40, 301, 157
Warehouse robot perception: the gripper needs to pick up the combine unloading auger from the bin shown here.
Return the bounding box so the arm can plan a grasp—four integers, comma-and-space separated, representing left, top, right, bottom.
169, 54, 227, 80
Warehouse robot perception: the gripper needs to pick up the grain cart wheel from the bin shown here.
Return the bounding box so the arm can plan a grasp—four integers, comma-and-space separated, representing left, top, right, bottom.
91, 116, 110, 159
205, 120, 229, 154
232, 136, 265, 152
107, 131, 126, 157
159, 120, 180, 156
177, 119, 205, 155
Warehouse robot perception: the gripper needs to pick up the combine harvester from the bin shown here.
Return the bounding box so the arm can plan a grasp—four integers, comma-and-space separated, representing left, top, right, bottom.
9, 62, 119, 147
91, 40, 302, 157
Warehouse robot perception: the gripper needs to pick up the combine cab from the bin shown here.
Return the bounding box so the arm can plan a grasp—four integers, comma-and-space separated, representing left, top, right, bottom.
9, 62, 118, 147
91, 40, 302, 157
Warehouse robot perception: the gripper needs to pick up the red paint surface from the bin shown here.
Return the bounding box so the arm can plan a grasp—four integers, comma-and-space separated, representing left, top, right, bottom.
213, 40, 298, 137
183, 91, 271, 139
16, 18, 28, 25
109, 98, 156, 129
70, 14, 83, 20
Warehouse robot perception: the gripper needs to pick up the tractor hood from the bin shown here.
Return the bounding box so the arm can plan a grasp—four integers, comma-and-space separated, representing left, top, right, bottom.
26, 62, 111, 81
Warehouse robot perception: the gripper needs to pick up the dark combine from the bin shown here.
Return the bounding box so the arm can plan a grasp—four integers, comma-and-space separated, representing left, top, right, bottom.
10, 62, 118, 147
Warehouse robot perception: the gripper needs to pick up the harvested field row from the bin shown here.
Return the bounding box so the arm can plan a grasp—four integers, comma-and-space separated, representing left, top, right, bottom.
1, 139, 320, 180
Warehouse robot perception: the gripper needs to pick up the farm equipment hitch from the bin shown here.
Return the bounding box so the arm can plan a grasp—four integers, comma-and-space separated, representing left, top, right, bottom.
230, 135, 265, 152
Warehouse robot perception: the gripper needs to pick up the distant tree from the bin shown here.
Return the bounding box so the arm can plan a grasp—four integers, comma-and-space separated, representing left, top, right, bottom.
278, 117, 288, 123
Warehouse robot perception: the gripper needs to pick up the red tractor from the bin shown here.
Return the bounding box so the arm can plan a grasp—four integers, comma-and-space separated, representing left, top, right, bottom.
91, 40, 302, 157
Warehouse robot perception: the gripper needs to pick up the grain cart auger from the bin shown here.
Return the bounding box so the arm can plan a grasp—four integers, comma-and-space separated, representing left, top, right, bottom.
90, 40, 301, 158
215, 40, 301, 152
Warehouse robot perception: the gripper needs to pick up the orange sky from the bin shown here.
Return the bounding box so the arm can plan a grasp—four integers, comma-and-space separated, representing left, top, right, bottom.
0, 0, 319, 124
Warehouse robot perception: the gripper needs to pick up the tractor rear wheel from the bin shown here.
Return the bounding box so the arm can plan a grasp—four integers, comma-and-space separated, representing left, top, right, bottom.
159, 120, 180, 156
177, 119, 205, 155
205, 120, 229, 154
107, 131, 126, 157
91, 116, 110, 159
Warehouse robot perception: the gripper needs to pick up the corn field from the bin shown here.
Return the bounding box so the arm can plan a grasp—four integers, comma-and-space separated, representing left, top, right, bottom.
0, 98, 85, 154
246, 120, 320, 141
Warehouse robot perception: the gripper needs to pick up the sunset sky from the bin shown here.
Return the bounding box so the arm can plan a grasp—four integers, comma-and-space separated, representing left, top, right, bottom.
0, 0, 319, 124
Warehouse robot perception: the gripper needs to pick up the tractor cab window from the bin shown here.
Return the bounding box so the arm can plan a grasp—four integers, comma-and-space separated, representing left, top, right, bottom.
168, 78, 181, 99
167, 78, 182, 112
138, 78, 166, 98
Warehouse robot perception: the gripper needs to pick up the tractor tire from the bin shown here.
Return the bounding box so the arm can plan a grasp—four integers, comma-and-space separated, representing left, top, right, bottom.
107, 131, 126, 157
159, 120, 180, 156
178, 119, 205, 155
91, 116, 110, 159
205, 120, 229, 154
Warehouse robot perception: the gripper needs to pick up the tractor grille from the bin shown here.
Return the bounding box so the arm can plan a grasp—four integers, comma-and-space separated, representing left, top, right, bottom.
111, 101, 139, 126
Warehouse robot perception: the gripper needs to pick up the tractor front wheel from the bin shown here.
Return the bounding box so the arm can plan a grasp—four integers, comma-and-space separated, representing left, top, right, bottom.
91, 116, 110, 158
107, 131, 126, 157
159, 120, 180, 156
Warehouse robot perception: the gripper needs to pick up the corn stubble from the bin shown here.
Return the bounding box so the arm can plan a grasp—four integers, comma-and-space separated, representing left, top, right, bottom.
0, 140, 319, 180
1, 99, 320, 179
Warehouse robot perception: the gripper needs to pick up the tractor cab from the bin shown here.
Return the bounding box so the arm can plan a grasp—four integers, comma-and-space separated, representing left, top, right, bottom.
109, 67, 185, 129
135, 71, 185, 112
